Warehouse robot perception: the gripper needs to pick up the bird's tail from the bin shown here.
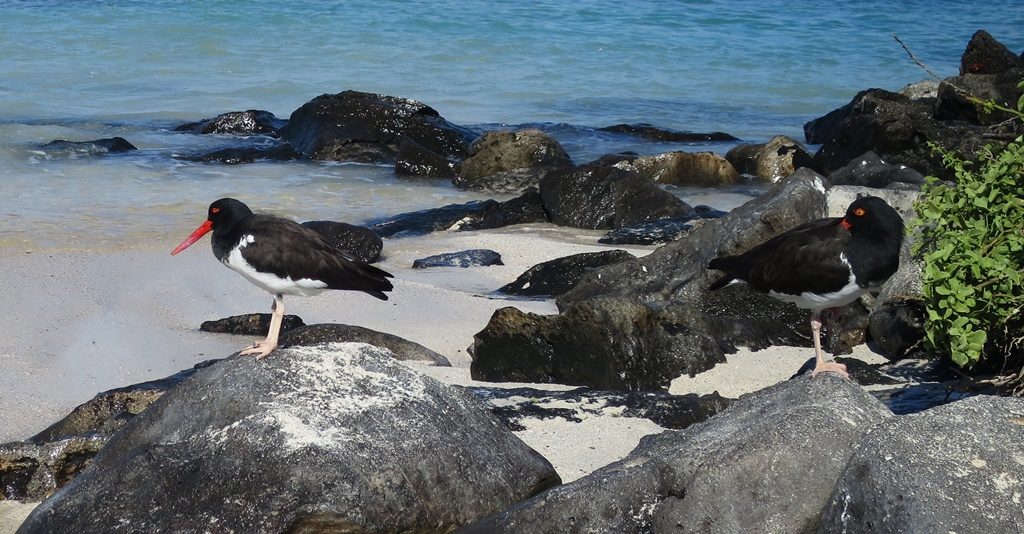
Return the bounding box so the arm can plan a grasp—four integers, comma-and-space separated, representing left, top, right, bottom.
707, 255, 742, 291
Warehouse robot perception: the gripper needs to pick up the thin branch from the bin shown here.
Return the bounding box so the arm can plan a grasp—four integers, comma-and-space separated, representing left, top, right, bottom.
893, 33, 944, 82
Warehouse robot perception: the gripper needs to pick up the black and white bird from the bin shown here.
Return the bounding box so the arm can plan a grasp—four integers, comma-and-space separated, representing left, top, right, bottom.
708, 196, 904, 377
171, 198, 393, 359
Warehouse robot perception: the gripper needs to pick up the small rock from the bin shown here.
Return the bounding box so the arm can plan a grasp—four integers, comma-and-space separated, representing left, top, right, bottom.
199, 313, 306, 336
827, 151, 925, 189
454, 129, 572, 192
413, 249, 503, 268
173, 110, 285, 136
598, 217, 695, 245
959, 29, 1024, 75
183, 144, 300, 164
40, 137, 137, 155
394, 136, 458, 178
499, 250, 635, 297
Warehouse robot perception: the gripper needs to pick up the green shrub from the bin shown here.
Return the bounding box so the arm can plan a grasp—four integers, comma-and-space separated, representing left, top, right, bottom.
912, 133, 1024, 371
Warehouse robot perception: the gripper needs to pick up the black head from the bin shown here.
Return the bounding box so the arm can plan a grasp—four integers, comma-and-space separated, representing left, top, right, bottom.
206, 198, 253, 231
171, 198, 253, 256
840, 196, 905, 239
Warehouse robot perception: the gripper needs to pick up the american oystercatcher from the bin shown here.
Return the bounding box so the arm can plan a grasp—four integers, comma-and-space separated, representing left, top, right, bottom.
171, 198, 394, 359
708, 195, 904, 377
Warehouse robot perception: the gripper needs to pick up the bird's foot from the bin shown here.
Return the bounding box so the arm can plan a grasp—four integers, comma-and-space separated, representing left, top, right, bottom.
240, 340, 277, 360
811, 361, 849, 379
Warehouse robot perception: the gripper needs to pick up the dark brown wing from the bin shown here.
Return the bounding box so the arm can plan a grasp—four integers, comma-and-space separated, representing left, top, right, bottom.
710, 218, 852, 296
240, 215, 393, 300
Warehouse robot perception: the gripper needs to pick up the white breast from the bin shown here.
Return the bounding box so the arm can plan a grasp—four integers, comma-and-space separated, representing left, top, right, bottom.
222, 235, 328, 297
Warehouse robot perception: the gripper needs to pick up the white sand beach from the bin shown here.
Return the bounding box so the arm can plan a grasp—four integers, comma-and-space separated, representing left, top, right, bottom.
0, 224, 889, 532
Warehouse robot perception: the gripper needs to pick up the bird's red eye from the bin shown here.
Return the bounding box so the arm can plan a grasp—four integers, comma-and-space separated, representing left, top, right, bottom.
211, 207, 220, 214
854, 208, 866, 216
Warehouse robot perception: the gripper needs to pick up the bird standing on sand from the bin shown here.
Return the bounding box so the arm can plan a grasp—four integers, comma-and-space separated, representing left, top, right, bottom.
707, 196, 904, 377
171, 198, 394, 359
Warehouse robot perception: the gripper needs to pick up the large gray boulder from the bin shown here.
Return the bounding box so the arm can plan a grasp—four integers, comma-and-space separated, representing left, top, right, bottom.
460, 374, 892, 533
19, 343, 558, 534
820, 395, 1024, 533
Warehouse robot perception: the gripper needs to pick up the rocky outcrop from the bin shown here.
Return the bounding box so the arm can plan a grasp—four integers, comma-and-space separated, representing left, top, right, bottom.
597, 124, 739, 142
820, 395, 1024, 533
499, 250, 635, 297
18, 343, 558, 534
469, 298, 727, 391
934, 68, 1024, 126
453, 188, 550, 232
869, 257, 927, 361
454, 129, 572, 192
557, 169, 827, 307
173, 110, 285, 136
200, 313, 306, 336
725, 135, 814, 182
539, 165, 694, 230
412, 249, 504, 268
959, 29, 1024, 75
278, 90, 478, 163
459, 374, 892, 533
826, 151, 925, 189
611, 151, 739, 187
300, 220, 383, 263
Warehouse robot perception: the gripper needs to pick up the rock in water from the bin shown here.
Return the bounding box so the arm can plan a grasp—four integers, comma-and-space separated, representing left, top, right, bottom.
820, 395, 1024, 534
459, 374, 891, 533
412, 249, 503, 268
19, 343, 559, 533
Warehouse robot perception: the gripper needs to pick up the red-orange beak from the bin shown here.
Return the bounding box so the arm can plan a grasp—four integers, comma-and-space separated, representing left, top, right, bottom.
840, 218, 852, 230
171, 220, 213, 255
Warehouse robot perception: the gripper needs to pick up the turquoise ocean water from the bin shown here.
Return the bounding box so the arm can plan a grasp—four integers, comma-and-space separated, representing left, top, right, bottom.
1, 0, 1021, 248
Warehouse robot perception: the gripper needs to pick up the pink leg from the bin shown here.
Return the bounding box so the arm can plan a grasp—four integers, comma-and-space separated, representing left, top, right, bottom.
240, 295, 284, 360
810, 310, 848, 378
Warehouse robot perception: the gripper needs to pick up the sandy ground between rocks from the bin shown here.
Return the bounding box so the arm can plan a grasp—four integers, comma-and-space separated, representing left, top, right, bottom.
0, 224, 888, 531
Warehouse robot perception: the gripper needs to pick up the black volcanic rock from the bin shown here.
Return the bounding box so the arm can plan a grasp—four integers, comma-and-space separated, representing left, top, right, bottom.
598, 123, 739, 142
959, 29, 1024, 75
368, 191, 549, 237
804, 88, 992, 180
173, 110, 285, 136
412, 249, 503, 268
278, 323, 451, 366
469, 298, 726, 391
18, 344, 558, 534
499, 250, 636, 297
278, 90, 478, 163
41, 137, 137, 155
200, 313, 305, 336
184, 143, 300, 164
394, 136, 458, 178
300, 220, 383, 263
826, 151, 925, 189
539, 164, 693, 229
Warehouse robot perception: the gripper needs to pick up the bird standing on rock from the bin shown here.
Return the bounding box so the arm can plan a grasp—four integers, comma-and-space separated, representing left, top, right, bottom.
171, 198, 394, 359
708, 196, 904, 378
